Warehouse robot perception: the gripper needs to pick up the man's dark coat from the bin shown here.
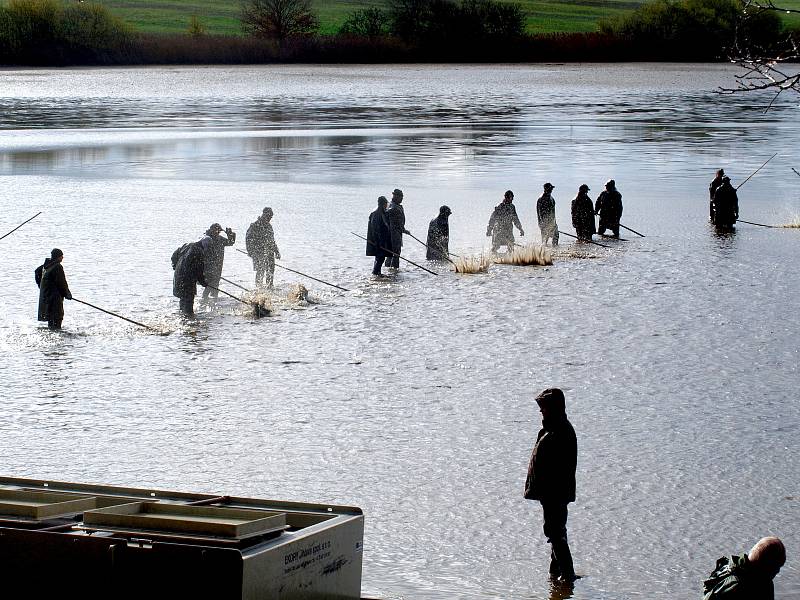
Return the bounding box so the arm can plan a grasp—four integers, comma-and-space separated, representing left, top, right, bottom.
366, 207, 390, 256
172, 242, 207, 299
525, 413, 577, 504
36, 258, 71, 323
426, 215, 449, 260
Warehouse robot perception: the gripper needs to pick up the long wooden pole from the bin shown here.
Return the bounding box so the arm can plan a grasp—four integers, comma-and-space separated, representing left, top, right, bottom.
203, 282, 267, 317
236, 248, 349, 291
557, 230, 612, 249
615, 223, 646, 237
350, 232, 438, 275
736, 152, 778, 190
405, 231, 460, 262
219, 275, 251, 293
72, 298, 157, 331
736, 219, 781, 229
0, 212, 41, 241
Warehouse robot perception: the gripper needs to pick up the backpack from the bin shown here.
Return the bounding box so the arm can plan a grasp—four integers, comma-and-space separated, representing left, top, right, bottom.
171, 243, 192, 270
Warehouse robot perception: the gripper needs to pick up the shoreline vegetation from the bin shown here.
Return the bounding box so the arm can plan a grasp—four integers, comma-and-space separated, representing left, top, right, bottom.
0, 0, 794, 66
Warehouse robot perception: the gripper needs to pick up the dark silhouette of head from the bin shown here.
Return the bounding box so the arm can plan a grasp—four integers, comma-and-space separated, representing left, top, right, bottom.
748, 537, 785, 580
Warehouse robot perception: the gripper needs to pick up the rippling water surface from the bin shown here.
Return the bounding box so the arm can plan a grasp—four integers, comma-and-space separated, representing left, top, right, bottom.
1, 64, 798, 599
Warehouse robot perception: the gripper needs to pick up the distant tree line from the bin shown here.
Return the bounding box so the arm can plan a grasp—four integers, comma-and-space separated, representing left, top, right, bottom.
0, 0, 795, 65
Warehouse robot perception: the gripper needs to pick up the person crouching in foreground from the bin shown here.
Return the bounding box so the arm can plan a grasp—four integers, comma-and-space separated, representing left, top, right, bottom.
703, 536, 785, 599
35, 248, 72, 330
367, 196, 391, 277
525, 388, 578, 583
172, 241, 207, 318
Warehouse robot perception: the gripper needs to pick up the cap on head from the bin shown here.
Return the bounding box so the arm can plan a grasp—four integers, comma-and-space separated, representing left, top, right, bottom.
439, 205, 452, 215
209, 222, 222, 232
579, 184, 590, 192
721, 176, 731, 183
606, 179, 615, 188
544, 183, 554, 190
378, 195, 388, 206
392, 189, 403, 197
262, 207, 273, 217
504, 190, 514, 200
50, 248, 63, 259
535, 387, 565, 410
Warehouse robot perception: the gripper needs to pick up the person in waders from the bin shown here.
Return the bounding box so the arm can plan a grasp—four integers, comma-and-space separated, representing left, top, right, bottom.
711, 176, 739, 230
426, 205, 451, 261
595, 179, 623, 238
366, 196, 391, 277
384, 189, 409, 270
172, 241, 207, 318
537, 182, 559, 247
199, 223, 235, 304
524, 388, 578, 584
487, 190, 524, 253
246, 207, 281, 287
35, 248, 72, 330
709, 168, 725, 222
571, 184, 596, 241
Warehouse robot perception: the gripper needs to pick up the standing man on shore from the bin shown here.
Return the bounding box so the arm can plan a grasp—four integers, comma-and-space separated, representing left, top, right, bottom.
537, 182, 559, 246
384, 189, 409, 270
246, 207, 281, 287
524, 388, 578, 583
367, 196, 391, 277
35, 248, 72, 330
595, 179, 623, 238
703, 536, 785, 599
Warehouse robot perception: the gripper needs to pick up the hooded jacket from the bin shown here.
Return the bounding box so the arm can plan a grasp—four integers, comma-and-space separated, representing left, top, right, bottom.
36, 258, 71, 322
525, 413, 577, 504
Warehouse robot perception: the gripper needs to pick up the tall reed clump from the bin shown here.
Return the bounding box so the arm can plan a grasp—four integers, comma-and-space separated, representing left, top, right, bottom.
453, 254, 492, 274
494, 244, 552, 266
782, 216, 800, 228
0, 0, 131, 65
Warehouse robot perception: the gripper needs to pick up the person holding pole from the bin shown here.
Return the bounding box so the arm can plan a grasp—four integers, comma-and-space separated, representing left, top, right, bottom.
595, 179, 623, 238
171, 241, 207, 318
487, 190, 524, 253
384, 189, 409, 270
200, 223, 235, 304
246, 207, 281, 288
709, 169, 725, 222
712, 176, 739, 230
537, 183, 559, 247
571, 185, 596, 242
35, 248, 72, 330
366, 196, 391, 277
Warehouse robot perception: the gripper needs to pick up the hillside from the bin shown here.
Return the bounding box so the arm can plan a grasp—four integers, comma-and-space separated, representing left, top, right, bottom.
77, 0, 800, 36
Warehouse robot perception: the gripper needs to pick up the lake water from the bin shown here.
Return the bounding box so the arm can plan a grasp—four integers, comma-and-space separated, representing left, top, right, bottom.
0, 64, 798, 599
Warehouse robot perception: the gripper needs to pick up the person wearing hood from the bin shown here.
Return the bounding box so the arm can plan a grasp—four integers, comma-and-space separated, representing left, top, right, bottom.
487, 190, 524, 253
709, 168, 725, 222
426, 205, 452, 261
199, 223, 235, 303
712, 176, 739, 229
595, 179, 623, 238
246, 207, 281, 287
703, 537, 785, 599
571, 184, 596, 241
524, 388, 578, 583
537, 183, 559, 247
35, 248, 72, 330
384, 188, 409, 269
171, 241, 207, 318
366, 196, 391, 276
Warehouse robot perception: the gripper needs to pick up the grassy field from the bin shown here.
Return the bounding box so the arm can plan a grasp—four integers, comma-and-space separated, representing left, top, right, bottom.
70, 0, 800, 35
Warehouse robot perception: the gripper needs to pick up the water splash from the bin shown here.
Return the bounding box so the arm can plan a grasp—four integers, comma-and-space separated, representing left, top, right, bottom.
493, 244, 552, 266
782, 215, 800, 228
452, 254, 491, 274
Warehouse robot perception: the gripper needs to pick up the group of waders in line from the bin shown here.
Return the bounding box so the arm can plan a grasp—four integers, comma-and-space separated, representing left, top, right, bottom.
365, 181, 625, 276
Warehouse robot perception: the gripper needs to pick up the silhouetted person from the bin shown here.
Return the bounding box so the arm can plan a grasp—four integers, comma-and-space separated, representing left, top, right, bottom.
595, 179, 623, 238
367, 196, 391, 277
200, 223, 235, 303
703, 536, 785, 599
35, 248, 72, 330
246, 207, 280, 287
712, 176, 739, 229
384, 189, 409, 269
537, 183, 559, 247
426, 205, 451, 260
525, 388, 578, 583
172, 241, 207, 318
571, 185, 596, 241
487, 190, 524, 253
709, 168, 725, 222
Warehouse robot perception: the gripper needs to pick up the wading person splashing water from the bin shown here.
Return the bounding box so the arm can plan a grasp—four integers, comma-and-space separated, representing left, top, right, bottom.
487, 190, 524, 253
366, 196, 391, 277
703, 537, 785, 599
524, 388, 579, 584
35, 248, 72, 330
200, 223, 235, 305
246, 207, 280, 287
426, 205, 451, 261
537, 182, 559, 247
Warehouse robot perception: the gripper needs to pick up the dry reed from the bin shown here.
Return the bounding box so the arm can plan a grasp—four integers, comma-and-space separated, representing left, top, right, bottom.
452, 254, 492, 274
493, 244, 552, 266
782, 216, 800, 228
